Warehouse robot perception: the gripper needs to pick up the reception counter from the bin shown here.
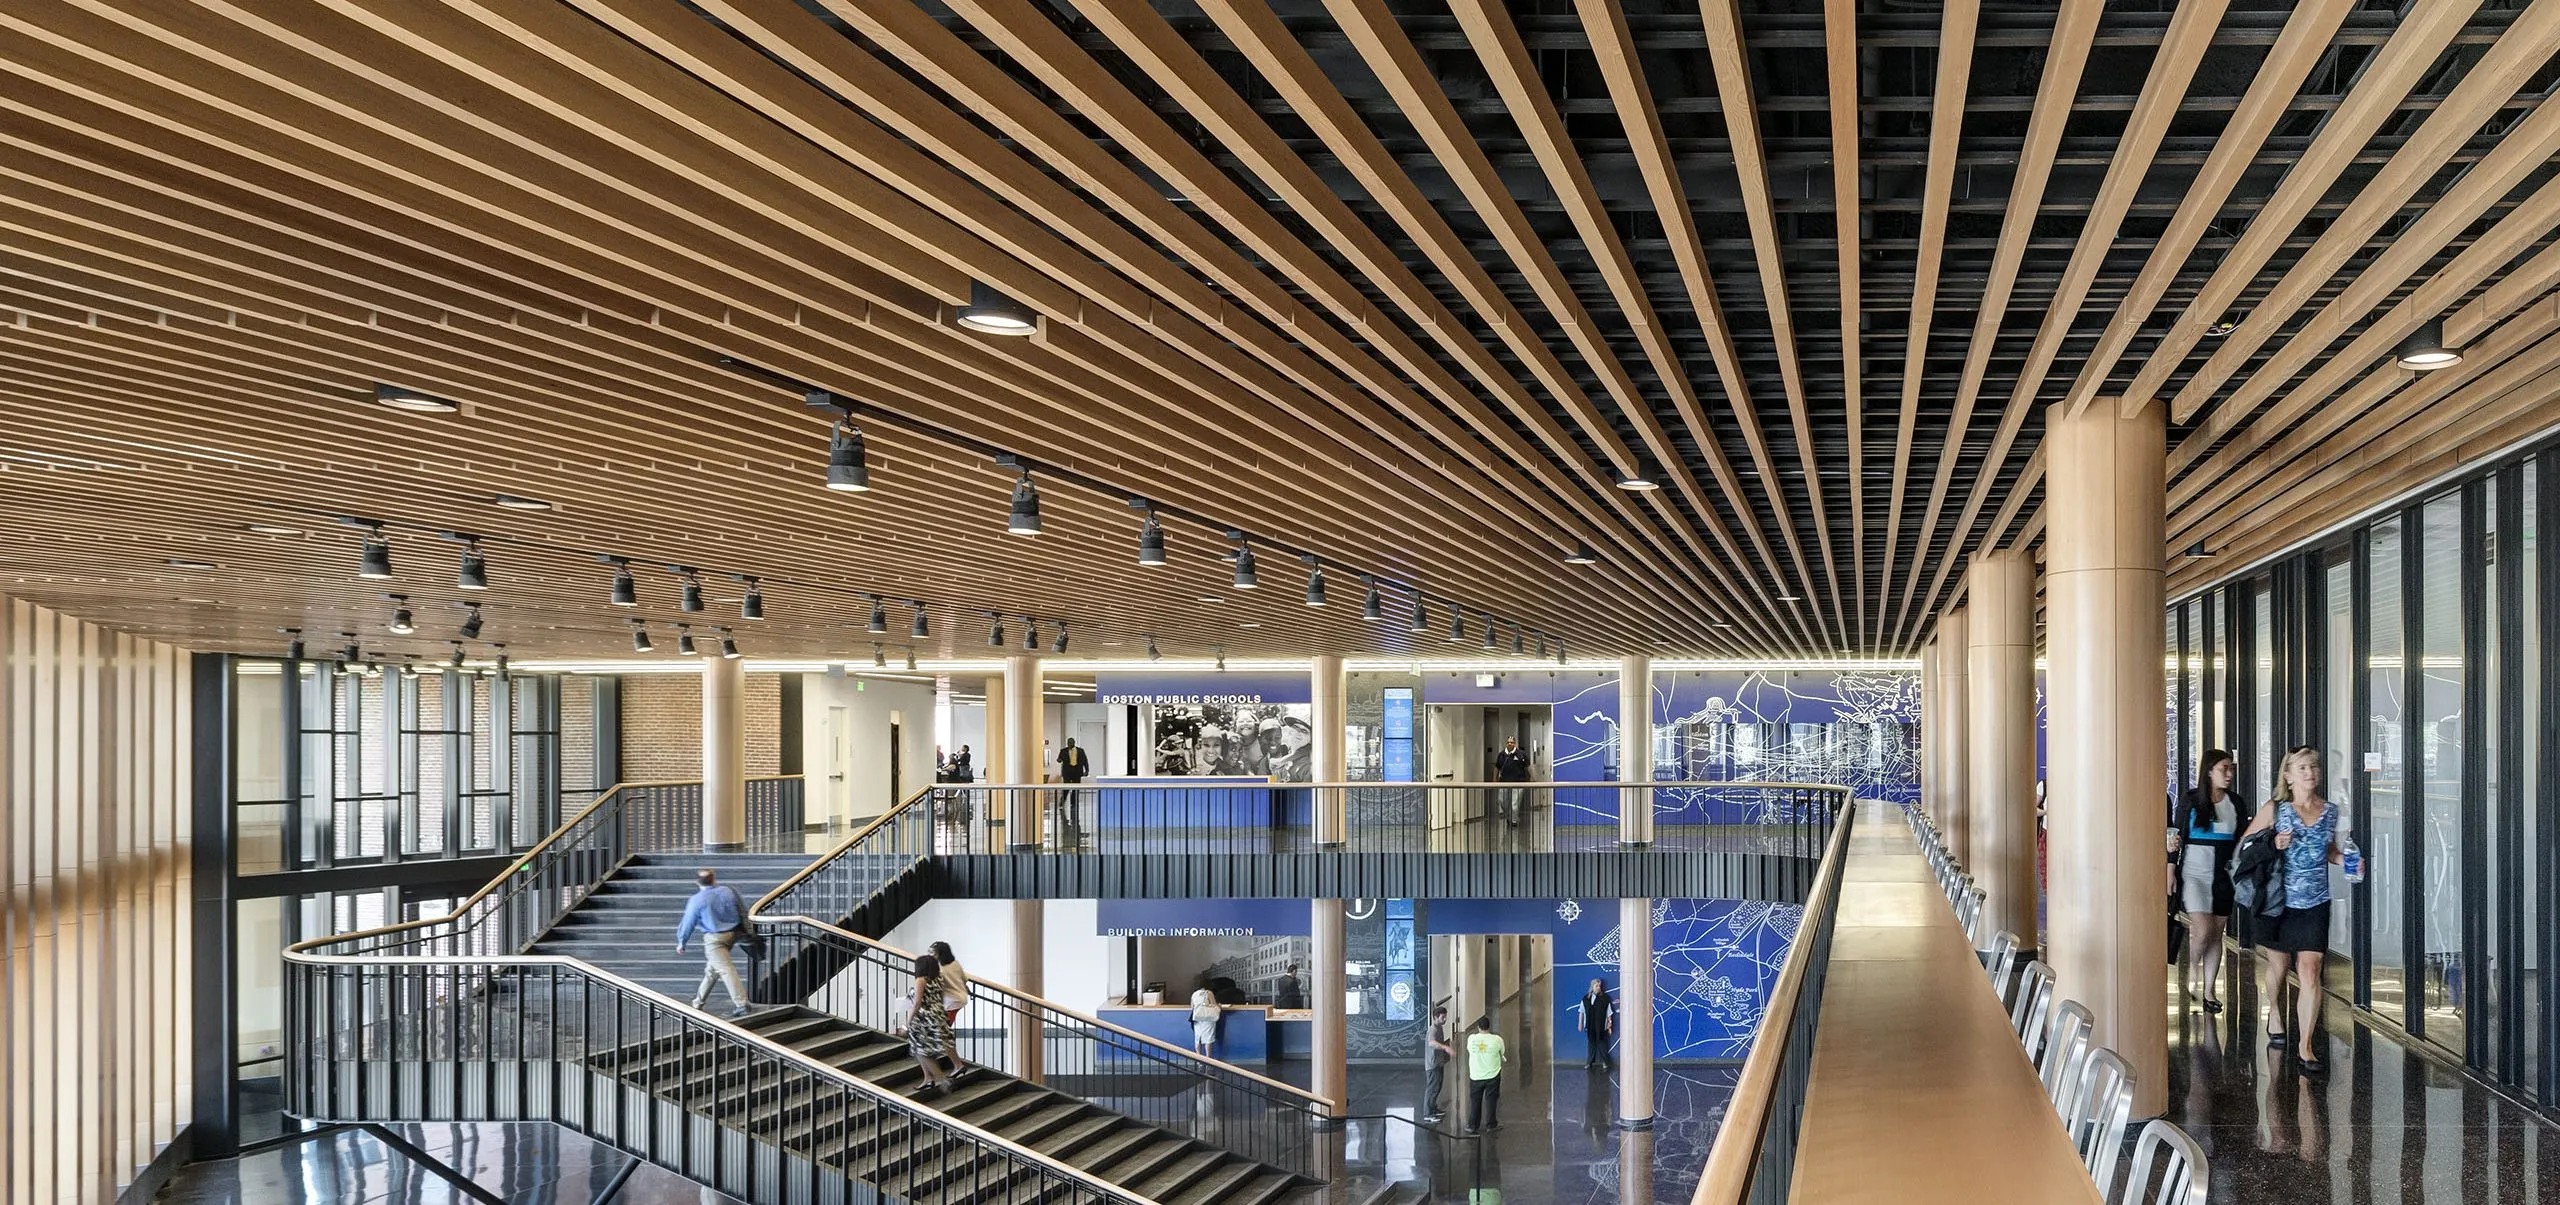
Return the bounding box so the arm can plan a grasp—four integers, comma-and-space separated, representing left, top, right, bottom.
1097, 1002, 1270, 1062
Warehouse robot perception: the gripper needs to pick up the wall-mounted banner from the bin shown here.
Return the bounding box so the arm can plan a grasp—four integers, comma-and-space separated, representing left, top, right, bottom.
1095, 671, 1311, 706
1096, 897, 1312, 937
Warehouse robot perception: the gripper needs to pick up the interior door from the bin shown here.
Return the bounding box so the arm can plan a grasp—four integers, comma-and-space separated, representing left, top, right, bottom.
888, 717, 903, 812
826, 705, 852, 825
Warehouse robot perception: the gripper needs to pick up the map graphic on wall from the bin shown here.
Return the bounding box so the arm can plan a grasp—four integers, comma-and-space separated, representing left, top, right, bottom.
1555, 898, 1804, 1062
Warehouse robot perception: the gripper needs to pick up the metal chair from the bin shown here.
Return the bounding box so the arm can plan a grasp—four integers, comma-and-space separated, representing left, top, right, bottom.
1957, 886, 1987, 943
2064, 1047, 2135, 1190
2113, 1119, 2209, 1205
2012, 960, 2057, 1046
2040, 1001, 2096, 1112
1984, 930, 2020, 1000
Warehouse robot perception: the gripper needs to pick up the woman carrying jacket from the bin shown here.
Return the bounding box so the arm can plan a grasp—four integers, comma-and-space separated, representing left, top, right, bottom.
2242, 746, 2347, 1074
2169, 750, 2242, 1013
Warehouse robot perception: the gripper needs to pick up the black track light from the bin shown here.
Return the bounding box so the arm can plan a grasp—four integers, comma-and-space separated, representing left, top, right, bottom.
1511, 625, 1525, 656
2394, 316, 2461, 370
281, 628, 304, 661
676, 625, 699, 656
1410, 596, 1430, 635
339, 635, 362, 663
957, 280, 1039, 335
400, 657, 419, 679
1052, 621, 1069, 655
1535, 632, 1548, 659
386, 594, 415, 635
679, 574, 704, 614
1303, 562, 1326, 608
1231, 540, 1258, 589
911, 602, 930, 640
1447, 605, 1466, 644
1563, 541, 1600, 566
1360, 576, 1384, 621
358, 530, 394, 580
904, 647, 918, 671
457, 541, 488, 590
1022, 615, 1039, 652
1555, 639, 1566, 666
448, 642, 467, 668
1006, 471, 1043, 536
740, 578, 764, 620
459, 603, 485, 641
718, 629, 740, 660
873, 643, 888, 668
988, 612, 1005, 649
1480, 614, 1497, 651
826, 415, 872, 492
1137, 511, 1166, 566
1214, 646, 1226, 672
630, 619, 653, 654
608, 560, 636, 607
867, 595, 888, 636
490, 644, 508, 675
1146, 635, 1162, 662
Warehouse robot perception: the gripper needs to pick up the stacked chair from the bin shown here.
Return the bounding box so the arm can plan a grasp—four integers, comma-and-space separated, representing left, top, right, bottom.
1903, 805, 2209, 1204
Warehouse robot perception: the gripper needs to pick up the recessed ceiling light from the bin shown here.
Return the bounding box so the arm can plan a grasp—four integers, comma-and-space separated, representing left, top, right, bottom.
1775, 593, 1801, 602
372, 383, 459, 413
165, 558, 219, 571
2393, 317, 2462, 371
1199, 594, 1223, 604
957, 280, 1040, 335
1614, 471, 1659, 492
244, 522, 304, 536
491, 493, 554, 511
1239, 620, 1262, 628
175, 597, 215, 605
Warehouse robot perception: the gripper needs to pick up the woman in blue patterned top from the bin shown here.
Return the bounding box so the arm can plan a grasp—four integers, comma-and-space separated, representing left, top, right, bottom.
2240, 746, 2346, 1074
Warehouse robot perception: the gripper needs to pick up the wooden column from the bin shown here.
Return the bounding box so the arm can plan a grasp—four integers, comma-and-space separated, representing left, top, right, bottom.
2046, 398, 2168, 1118
701, 655, 746, 849
1967, 551, 2039, 952
1936, 607, 1971, 869
1000, 656, 1045, 1079
1618, 655, 1652, 844
1311, 653, 1346, 845
1310, 901, 1346, 1126
1918, 640, 1940, 824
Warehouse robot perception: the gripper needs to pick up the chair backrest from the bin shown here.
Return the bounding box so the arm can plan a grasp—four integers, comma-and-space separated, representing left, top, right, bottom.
1985, 931, 2020, 999
2117, 1119, 2209, 1205
2064, 1047, 2135, 1191
2013, 961, 2057, 1046
1959, 887, 1987, 942
2041, 1001, 2096, 1111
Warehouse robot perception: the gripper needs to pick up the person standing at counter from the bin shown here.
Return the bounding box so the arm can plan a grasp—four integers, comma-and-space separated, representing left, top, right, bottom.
1273, 963, 1305, 1010
1464, 1016, 1506, 1133
1189, 986, 1221, 1056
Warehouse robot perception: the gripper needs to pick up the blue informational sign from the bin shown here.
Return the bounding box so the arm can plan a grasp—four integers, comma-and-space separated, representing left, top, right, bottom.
1384, 918, 1415, 970
1094, 671, 1312, 705
1095, 898, 1312, 937
1384, 970, 1418, 1021
1381, 688, 1415, 782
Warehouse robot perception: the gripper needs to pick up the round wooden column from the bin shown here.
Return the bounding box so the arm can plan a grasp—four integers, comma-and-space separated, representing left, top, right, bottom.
701, 655, 746, 850
1966, 550, 2038, 952
1311, 653, 1346, 845
2046, 398, 2168, 1118
1917, 640, 1940, 824
1001, 656, 1045, 1081
1935, 607, 1971, 868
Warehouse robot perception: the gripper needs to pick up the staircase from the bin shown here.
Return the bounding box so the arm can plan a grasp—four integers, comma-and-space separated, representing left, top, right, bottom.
589, 1005, 1317, 1205
529, 851, 813, 1000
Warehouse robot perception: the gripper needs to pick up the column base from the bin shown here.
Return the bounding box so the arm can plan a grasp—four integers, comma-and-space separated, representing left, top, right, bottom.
704, 841, 747, 852
1616, 1115, 1655, 1132
1312, 1115, 1346, 1132
1314, 840, 1346, 851
1006, 842, 1043, 854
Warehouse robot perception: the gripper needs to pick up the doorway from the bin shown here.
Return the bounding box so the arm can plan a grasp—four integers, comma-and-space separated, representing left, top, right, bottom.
825, 705, 853, 828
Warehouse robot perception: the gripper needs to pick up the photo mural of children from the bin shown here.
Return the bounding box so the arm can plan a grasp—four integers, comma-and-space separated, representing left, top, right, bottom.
1151, 704, 1315, 781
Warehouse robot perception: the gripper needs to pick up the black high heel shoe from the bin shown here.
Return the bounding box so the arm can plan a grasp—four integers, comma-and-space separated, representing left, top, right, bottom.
2266, 1029, 2288, 1050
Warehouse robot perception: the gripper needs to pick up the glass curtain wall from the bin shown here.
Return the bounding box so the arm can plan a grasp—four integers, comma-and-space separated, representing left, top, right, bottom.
2166, 441, 2560, 1114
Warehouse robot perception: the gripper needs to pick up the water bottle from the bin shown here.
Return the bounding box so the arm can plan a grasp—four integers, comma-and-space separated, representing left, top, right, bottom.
2341, 837, 2364, 884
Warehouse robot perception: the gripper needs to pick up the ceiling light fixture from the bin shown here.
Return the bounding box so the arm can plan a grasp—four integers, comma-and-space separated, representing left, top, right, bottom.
678, 571, 704, 614
449, 642, 467, 669
739, 577, 764, 620
455, 540, 488, 591
866, 595, 888, 635
1137, 507, 1167, 566
1303, 560, 1326, 608
956, 280, 1040, 335
1361, 575, 1384, 621
1146, 635, 1162, 662
372, 382, 459, 413
2394, 316, 2462, 370
1480, 614, 1498, 651
910, 601, 930, 639
1535, 632, 1548, 659
1446, 605, 1466, 644
281, 628, 304, 661
1511, 626, 1525, 656
338, 634, 361, 663
1231, 538, 1258, 589
1563, 541, 1600, 565
1614, 469, 1659, 492
1052, 621, 1069, 655
245, 522, 305, 536
630, 618, 654, 653
904, 647, 918, 671
676, 624, 699, 656
1022, 615, 1039, 652
825, 413, 872, 492
459, 603, 485, 641
873, 643, 888, 668
165, 557, 219, 571
386, 594, 415, 635
988, 612, 1004, 649
400, 657, 420, 679
2205, 320, 2239, 337
1555, 638, 1567, 666
718, 629, 740, 660
358, 529, 394, 580
491, 493, 553, 511
605, 558, 636, 607
1410, 596, 1430, 635
1006, 469, 1044, 536
2183, 542, 2218, 560
1775, 591, 1802, 603
1214, 646, 1226, 672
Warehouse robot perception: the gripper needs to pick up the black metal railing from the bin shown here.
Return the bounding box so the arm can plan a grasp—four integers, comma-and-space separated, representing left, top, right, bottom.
1692, 793, 1859, 1205
753, 914, 1336, 1181
751, 785, 939, 931
747, 774, 806, 837
919, 779, 1844, 859
283, 954, 1166, 1204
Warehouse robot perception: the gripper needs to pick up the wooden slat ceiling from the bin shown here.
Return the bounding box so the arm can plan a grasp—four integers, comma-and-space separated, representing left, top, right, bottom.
1, 0, 2556, 663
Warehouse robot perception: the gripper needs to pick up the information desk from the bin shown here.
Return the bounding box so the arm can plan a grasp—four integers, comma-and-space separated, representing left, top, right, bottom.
1097, 1002, 1270, 1063
1265, 1010, 1313, 1059
1094, 777, 1308, 829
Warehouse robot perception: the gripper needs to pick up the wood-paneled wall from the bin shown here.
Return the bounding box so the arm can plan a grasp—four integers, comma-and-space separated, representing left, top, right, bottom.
2, 596, 192, 1204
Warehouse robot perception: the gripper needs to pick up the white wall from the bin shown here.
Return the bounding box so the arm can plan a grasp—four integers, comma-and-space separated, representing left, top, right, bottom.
877, 897, 1122, 1015
799, 670, 939, 826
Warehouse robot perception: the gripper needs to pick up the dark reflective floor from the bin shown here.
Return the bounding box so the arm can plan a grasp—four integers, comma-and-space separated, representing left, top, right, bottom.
2165, 952, 2560, 1203
153, 1123, 749, 1205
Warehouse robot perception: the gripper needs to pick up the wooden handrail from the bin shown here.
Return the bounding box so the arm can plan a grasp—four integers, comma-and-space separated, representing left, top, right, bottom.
1690, 797, 1858, 1204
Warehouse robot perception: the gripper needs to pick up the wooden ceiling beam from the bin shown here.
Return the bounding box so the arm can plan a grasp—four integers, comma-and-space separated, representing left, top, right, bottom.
1820, 0, 1866, 646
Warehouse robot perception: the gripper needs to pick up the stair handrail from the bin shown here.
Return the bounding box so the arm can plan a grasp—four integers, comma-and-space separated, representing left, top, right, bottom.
758, 911, 1334, 1113
750, 781, 939, 918
279, 946, 1174, 1205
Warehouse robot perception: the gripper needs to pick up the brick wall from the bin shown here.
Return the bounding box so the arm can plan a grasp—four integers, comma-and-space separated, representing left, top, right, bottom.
616, 672, 784, 781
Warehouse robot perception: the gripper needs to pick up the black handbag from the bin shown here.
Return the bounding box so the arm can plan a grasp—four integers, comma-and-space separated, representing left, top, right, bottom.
2167, 909, 2188, 964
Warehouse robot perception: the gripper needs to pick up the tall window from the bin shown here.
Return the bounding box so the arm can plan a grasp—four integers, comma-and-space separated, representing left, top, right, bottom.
2521, 463, 2544, 1094
2369, 516, 2408, 1020
2326, 556, 2357, 981
2418, 493, 2466, 1051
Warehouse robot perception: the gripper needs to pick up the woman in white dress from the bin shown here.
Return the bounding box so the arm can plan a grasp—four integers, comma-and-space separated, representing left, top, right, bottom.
2169, 750, 2241, 1012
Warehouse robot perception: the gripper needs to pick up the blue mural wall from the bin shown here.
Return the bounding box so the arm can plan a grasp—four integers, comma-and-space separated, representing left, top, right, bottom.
1434, 897, 1798, 1062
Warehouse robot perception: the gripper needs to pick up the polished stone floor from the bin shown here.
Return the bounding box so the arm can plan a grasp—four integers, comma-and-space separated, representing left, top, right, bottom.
2164, 952, 2560, 1203
153, 1123, 748, 1205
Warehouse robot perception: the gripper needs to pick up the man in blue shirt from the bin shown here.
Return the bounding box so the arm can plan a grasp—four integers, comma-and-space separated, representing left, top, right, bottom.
676, 869, 751, 1017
